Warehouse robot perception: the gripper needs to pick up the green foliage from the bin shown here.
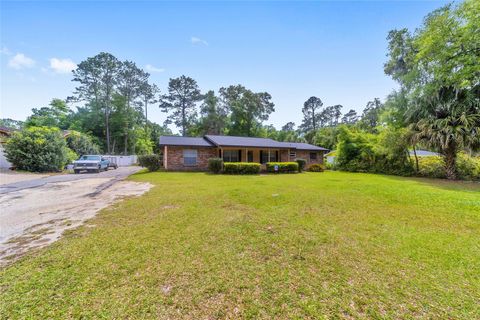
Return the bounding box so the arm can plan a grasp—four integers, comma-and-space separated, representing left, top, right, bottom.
220, 85, 275, 137
308, 163, 326, 172
223, 162, 260, 174
134, 128, 154, 155
138, 154, 161, 172
66, 148, 79, 165
456, 153, 480, 181
5, 126, 69, 172
266, 162, 298, 173
25, 99, 72, 129
208, 158, 223, 174
295, 159, 306, 172
416, 156, 446, 179
66, 130, 100, 155
336, 126, 413, 175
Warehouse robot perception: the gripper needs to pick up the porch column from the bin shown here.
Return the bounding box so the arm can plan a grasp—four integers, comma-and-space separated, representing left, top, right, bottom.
268, 149, 271, 162
164, 145, 168, 170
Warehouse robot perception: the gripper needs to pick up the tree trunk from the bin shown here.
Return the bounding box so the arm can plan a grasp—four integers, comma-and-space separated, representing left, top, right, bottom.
412, 145, 419, 173
105, 106, 111, 154
443, 144, 457, 180
124, 133, 128, 155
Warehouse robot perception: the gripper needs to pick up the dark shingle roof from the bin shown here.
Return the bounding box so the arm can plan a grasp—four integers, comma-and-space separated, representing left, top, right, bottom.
278, 142, 329, 151
159, 135, 328, 151
159, 136, 214, 147
204, 135, 289, 148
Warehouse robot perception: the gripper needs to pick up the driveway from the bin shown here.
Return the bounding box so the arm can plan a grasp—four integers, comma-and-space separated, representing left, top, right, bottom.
0, 167, 152, 266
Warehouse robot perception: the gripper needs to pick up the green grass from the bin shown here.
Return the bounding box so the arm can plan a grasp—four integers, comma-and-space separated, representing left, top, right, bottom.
1, 171, 479, 319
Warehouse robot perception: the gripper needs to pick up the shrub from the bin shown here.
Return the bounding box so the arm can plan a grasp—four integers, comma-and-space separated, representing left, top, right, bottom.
417, 156, 446, 179
455, 153, 480, 180
295, 159, 306, 172
138, 154, 161, 172
66, 149, 79, 166
66, 130, 100, 155
266, 162, 298, 173
223, 162, 260, 174
308, 163, 326, 172
5, 126, 69, 172
208, 158, 223, 174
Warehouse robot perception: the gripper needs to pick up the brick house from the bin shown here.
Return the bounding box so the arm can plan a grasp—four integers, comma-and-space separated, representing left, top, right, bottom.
159, 135, 328, 171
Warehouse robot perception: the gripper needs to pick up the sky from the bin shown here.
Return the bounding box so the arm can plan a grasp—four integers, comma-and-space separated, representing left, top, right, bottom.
0, 0, 448, 132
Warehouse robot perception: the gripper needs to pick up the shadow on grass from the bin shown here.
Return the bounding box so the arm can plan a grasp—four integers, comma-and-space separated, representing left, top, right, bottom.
382, 174, 480, 192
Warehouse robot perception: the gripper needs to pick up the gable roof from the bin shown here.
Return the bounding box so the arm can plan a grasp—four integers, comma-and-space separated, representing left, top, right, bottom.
159, 135, 328, 151
160, 136, 215, 147
204, 135, 289, 149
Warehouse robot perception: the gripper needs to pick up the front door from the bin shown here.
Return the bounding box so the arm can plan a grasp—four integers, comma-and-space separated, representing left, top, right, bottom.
247, 150, 254, 162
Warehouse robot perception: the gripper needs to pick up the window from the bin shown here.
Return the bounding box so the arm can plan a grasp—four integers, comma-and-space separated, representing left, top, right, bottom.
223, 150, 239, 162
260, 150, 278, 164
289, 151, 296, 159
183, 149, 198, 166
310, 152, 317, 160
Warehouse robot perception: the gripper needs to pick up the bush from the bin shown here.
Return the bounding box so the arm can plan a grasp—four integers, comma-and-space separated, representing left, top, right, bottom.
66, 130, 100, 155
295, 159, 306, 172
308, 164, 326, 172
456, 152, 480, 181
223, 162, 260, 174
5, 126, 69, 172
208, 158, 223, 174
416, 156, 446, 178
138, 154, 161, 172
266, 162, 298, 173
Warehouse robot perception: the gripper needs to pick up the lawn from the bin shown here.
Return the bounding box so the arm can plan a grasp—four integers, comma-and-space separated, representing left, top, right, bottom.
1, 171, 479, 319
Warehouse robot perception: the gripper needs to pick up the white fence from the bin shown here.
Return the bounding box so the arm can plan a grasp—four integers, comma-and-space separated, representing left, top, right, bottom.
0, 146, 12, 169
104, 155, 138, 167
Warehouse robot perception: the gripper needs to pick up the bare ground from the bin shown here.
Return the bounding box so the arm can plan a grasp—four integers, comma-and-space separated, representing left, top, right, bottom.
0, 176, 151, 266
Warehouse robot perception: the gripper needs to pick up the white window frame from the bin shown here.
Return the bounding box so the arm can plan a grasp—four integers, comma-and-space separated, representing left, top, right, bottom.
183, 149, 198, 166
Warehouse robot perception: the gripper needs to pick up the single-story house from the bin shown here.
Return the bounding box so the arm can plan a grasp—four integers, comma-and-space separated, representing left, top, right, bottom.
159, 135, 329, 171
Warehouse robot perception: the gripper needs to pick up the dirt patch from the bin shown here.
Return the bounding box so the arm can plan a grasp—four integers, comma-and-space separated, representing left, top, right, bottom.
0, 171, 49, 185
0, 178, 151, 267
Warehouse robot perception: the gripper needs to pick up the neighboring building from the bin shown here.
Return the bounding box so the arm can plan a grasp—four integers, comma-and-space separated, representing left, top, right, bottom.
0, 127, 13, 169
159, 135, 329, 171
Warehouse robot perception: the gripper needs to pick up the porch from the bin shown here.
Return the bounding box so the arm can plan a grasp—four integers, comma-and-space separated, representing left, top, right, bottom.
218, 147, 292, 164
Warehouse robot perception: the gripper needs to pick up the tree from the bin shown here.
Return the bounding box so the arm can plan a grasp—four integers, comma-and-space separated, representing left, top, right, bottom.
5, 126, 69, 172
140, 82, 159, 131
0, 118, 24, 130
219, 85, 275, 137
341, 109, 358, 124
160, 75, 202, 136
281, 122, 295, 132
301, 96, 323, 132
117, 61, 149, 154
323, 104, 343, 126
358, 98, 383, 132
407, 86, 480, 180
385, 0, 480, 95
197, 90, 228, 135
71, 52, 120, 153
25, 99, 71, 129
66, 130, 100, 155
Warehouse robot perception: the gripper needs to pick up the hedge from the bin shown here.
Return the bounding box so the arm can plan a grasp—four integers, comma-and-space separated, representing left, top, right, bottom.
266, 162, 299, 173
138, 154, 162, 172
208, 158, 223, 174
223, 162, 260, 174
295, 159, 306, 172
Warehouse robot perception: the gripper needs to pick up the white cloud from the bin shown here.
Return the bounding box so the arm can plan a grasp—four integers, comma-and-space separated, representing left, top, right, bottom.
191, 36, 208, 46
1, 46, 11, 55
145, 64, 165, 73
8, 53, 35, 69
49, 58, 77, 74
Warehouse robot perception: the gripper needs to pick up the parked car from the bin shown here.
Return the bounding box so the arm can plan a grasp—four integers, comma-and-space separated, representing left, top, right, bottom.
73, 155, 110, 174
103, 156, 118, 169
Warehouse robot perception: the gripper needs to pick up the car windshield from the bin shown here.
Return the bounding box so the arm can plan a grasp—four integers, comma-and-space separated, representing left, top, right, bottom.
79, 155, 101, 161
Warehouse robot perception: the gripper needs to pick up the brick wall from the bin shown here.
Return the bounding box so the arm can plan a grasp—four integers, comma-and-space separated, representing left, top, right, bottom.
295, 150, 325, 167
165, 146, 217, 171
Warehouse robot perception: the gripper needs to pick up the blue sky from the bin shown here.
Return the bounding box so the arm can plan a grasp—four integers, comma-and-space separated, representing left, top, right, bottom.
0, 0, 447, 132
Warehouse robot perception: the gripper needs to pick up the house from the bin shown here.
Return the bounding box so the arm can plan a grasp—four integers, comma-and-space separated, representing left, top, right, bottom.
159, 135, 329, 171
0, 126, 13, 169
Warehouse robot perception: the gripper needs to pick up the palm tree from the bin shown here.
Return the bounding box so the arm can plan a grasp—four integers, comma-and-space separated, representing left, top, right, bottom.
407, 86, 480, 180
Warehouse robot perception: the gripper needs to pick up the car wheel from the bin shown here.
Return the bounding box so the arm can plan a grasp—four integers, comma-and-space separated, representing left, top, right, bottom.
74, 170, 79, 174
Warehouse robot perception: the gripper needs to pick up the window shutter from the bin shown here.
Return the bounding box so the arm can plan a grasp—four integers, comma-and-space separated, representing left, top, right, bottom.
276, 151, 279, 162
238, 150, 242, 162
260, 150, 263, 164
